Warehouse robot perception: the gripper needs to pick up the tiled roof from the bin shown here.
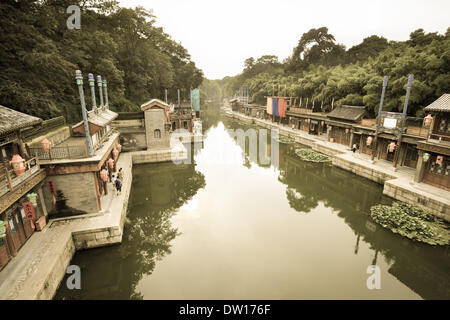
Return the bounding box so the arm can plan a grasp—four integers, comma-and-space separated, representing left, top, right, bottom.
72, 108, 118, 129
140, 98, 170, 111
424, 94, 450, 112
0, 105, 42, 136
327, 105, 366, 122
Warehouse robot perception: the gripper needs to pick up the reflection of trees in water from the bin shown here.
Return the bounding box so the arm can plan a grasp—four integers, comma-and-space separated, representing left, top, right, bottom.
124, 164, 206, 299
278, 150, 450, 299
54, 163, 206, 300
285, 188, 318, 213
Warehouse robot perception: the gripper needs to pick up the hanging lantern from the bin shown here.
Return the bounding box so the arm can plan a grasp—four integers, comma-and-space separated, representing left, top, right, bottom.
345, 128, 349, 134
100, 169, 108, 182
41, 138, 52, 152
388, 142, 396, 153
436, 155, 444, 166
11, 154, 26, 175
423, 153, 430, 162
329, 125, 333, 130
26, 193, 38, 207
366, 136, 373, 146
107, 158, 114, 169
321, 121, 324, 126
116, 143, 122, 153
424, 114, 433, 126
112, 148, 119, 160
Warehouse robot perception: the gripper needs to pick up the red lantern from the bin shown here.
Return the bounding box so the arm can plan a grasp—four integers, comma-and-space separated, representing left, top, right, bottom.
107, 158, 114, 169
424, 114, 433, 126
11, 154, 26, 175
112, 148, 119, 160
366, 136, 373, 146
100, 169, 108, 182
116, 143, 122, 153
436, 155, 444, 165
41, 138, 51, 152
388, 142, 396, 153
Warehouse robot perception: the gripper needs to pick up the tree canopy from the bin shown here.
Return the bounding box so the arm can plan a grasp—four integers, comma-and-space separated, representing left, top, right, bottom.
0, 0, 203, 123
224, 26, 450, 117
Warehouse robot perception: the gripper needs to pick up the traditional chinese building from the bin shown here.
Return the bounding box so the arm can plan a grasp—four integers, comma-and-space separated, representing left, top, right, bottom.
326, 105, 367, 147
0, 106, 47, 270
415, 94, 450, 190
140, 99, 172, 150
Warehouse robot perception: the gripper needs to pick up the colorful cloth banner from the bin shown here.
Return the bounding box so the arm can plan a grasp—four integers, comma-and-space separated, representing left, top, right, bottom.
266, 97, 273, 115
273, 98, 279, 116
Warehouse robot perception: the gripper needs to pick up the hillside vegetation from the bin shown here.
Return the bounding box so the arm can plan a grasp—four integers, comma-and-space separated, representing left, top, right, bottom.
0, 0, 203, 123
223, 27, 450, 117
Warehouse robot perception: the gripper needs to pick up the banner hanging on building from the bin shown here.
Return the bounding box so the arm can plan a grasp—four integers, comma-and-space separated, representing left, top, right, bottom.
22, 201, 36, 220
191, 89, 200, 112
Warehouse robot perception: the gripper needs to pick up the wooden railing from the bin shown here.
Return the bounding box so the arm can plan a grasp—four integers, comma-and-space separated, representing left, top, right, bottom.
29, 144, 88, 160
0, 157, 41, 197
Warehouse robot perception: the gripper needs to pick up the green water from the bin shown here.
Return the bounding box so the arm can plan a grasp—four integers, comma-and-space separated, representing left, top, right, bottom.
55, 110, 450, 300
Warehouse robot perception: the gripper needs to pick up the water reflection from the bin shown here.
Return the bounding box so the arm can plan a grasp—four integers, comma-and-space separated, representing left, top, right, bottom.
226, 118, 450, 299
55, 110, 450, 300
55, 162, 205, 300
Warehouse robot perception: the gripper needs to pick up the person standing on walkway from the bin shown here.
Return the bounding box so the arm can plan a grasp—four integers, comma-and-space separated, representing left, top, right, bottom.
118, 168, 124, 182
115, 177, 122, 196
352, 143, 357, 153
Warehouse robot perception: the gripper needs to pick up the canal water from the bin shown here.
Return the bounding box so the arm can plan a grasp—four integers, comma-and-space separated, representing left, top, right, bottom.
55, 109, 450, 300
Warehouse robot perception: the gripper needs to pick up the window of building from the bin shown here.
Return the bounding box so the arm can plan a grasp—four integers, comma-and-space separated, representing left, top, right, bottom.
154, 129, 161, 139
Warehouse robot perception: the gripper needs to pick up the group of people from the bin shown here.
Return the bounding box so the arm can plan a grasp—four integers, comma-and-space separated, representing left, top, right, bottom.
112, 168, 124, 196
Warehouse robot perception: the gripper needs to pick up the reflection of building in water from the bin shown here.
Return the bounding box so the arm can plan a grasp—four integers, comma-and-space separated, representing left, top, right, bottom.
55, 161, 206, 300
279, 150, 450, 300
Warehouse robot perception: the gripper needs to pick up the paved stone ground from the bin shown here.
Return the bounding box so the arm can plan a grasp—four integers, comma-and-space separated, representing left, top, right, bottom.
223, 106, 449, 221
0, 144, 187, 300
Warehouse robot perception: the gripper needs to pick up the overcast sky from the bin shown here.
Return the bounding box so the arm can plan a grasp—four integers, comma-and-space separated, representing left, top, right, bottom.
119, 0, 450, 80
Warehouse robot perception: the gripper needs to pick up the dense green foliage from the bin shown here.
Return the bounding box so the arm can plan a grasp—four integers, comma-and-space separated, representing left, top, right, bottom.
0, 0, 203, 123
225, 27, 450, 117
370, 202, 449, 245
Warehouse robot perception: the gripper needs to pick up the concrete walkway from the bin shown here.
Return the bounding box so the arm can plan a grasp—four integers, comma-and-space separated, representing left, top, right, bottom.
0, 144, 187, 300
223, 106, 450, 221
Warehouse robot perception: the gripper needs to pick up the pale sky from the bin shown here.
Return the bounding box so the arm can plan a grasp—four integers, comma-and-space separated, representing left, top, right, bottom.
119, 0, 450, 79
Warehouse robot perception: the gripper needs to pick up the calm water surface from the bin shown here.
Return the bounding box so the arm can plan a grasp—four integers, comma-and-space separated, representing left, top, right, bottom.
55, 109, 450, 300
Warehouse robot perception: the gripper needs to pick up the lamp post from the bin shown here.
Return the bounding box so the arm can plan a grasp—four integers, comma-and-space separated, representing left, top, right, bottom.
76, 70, 94, 156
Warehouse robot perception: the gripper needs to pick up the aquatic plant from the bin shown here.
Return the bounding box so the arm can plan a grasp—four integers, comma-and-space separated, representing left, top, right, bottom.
370, 202, 450, 246
277, 135, 295, 144
295, 148, 331, 162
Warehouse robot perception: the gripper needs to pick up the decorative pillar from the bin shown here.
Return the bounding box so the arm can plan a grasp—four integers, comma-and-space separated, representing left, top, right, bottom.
88, 73, 97, 113
97, 75, 104, 111
372, 76, 388, 160
76, 70, 94, 156
103, 79, 109, 109
349, 130, 354, 149
414, 150, 426, 183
